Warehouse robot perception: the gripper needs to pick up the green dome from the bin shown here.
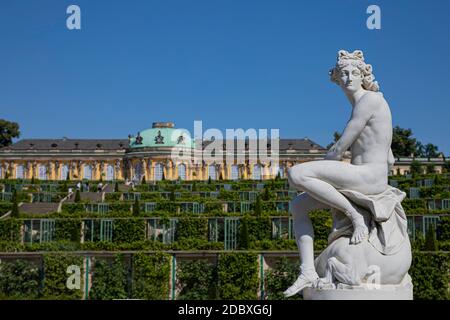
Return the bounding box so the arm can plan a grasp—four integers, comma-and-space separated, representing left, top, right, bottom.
128, 126, 194, 148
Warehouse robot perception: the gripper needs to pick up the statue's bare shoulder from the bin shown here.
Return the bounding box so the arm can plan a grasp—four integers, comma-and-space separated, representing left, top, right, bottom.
358, 91, 386, 111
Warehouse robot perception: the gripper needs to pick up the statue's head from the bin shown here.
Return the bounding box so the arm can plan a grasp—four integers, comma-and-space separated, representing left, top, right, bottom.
329, 50, 379, 93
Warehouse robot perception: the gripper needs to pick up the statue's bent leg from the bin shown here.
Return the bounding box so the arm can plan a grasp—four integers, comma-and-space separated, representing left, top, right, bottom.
291, 193, 328, 273
324, 257, 361, 287
288, 161, 375, 244
284, 193, 328, 297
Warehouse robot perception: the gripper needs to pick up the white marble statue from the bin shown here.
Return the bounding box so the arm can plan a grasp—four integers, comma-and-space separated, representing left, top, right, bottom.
284, 50, 412, 299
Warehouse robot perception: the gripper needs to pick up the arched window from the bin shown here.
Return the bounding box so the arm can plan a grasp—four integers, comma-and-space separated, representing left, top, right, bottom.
60, 164, 69, 180
252, 164, 262, 180
178, 163, 186, 180
277, 165, 285, 179
84, 164, 92, 180
208, 165, 217, 180
38, 165, 47, 180
154, 163, 164, 181
106, 164, 114, 181
16, 165, 24, 179
134, 162, 143, 182
231, 165, 239, 181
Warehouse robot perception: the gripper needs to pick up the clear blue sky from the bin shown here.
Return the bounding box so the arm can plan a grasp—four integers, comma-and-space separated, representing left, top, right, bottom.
1, 0, 449, 154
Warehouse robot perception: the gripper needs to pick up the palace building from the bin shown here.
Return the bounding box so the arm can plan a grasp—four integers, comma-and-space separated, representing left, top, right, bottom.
0, 122, 446, 182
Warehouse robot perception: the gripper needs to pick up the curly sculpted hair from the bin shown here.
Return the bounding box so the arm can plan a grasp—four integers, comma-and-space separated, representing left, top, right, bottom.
329, 50, 380, 92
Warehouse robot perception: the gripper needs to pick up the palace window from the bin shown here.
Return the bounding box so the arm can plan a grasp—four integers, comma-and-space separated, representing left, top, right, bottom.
252, 164, 262, 180
23, 219, 55, 244
409, 187, 420, 199
272, 217, 292, 240
224, 218, 239, 250
231, 165, 239, 181
277, 165, 286, 178
154, 163, 164, 181
147, 218, 177, 244
389, 179, 399, 187
240, 201, 251, 213
16, 165, 24, 179
106, 164, 114, 181
407, 216, 415, 241
144, 202, 157, 212
84, 164, 93, 180
100, 219, 113, 241
86, 203, 110, 214
83, 219, 113, 242
178, 163, 186, 180
123, 192, 141, 201
32, 193, 53, 203
60, 164, 69, 180
38, 165, 47, 180
208, 165, 217, 180
208, 218, 225, 243
423, 216, 440, 238
134, 162, 143, 182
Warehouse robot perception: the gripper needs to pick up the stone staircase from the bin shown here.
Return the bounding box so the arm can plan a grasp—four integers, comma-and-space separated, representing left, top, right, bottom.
103, 183, 115, 193
120, 184, 132, 192
19, 202, 60, 215
66, 192, 103, 203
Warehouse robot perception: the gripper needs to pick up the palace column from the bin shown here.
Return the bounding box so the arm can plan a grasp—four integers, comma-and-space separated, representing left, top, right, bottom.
54, 161, 60, 180
94, 161, 100, 180
174, 162, 179, 180
263, 163, 270, 180
165, 160, 172, 180
149, 159, 154, 181
142, 159, 148, 181
220, 163, 226, 180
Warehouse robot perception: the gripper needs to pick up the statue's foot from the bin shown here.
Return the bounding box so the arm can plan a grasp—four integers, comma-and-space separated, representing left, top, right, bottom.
316, 278, 336, 290
283, 271, 319, 297
350, 221, 369, 244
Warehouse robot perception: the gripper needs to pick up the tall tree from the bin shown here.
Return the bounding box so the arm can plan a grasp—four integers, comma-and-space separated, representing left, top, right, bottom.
11, 189, 19, 218
0, 119, 20, 148
424, 225, 437, 251
414, 141, 425, 157
424, 143, 439, 158
410, 160, 423, 176
391, 126, 417, 157
132, 197, 140, 216
326, 131, 342, 149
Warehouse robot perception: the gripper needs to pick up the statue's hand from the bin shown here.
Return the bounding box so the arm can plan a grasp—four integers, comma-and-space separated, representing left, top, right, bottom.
325, 145, 342, 161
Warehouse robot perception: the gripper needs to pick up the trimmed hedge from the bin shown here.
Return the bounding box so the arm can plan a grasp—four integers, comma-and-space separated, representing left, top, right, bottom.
217, 253, 259, 300
55, 219, 81, 242
410, 252, 449, 300
264, 257, 301, 300
0, 219, 21, 242
42, 253, 84, 299
177, 259, 218, 300
113, 219, 146, 243
131, 252, 170, 299
175, 218, 208, 241
89, 255, 128, 300
0, 259, 41, 300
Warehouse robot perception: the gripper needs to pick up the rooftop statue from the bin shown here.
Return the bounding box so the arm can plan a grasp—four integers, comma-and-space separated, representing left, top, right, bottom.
284, 50, 412, 299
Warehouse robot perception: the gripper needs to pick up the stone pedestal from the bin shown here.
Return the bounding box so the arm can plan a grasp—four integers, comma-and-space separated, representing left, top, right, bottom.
303, 280, 413, 300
